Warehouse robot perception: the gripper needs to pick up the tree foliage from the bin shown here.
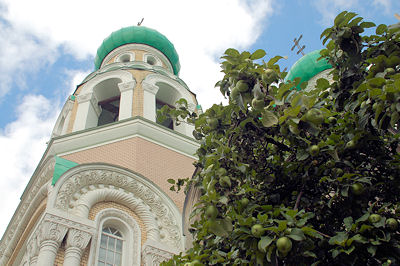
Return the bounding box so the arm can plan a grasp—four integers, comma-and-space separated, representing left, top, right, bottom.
162, 11, 400, 265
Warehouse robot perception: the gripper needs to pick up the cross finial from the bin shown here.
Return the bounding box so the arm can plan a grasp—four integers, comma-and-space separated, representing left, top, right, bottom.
291, 34, 306, 56
137, 18, 144, 26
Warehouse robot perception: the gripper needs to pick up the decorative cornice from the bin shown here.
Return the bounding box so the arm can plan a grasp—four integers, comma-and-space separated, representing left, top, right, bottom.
142, 243, 175, 266
118, 80, 136, 93
66, 228, 91, 250
142, 81, 159, 95
38, 221, 68, 244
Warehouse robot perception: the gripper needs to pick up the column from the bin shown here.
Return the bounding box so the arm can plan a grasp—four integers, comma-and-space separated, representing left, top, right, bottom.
36, 221, 68, 266
72, 92, 101, 131
142, 81, 160, 122
118, 80, 136, 120
63, 228, 92, 266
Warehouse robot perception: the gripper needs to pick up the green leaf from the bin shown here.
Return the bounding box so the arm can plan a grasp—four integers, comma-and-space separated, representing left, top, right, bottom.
258, 236, 274, 252
329, 231, 348, 246
367, 245, 377, 256
376, 24, 387, 35
167, 178, 175, 184
343, 217, 353, 231
316, 78, 330, 90
224, 48, 240, 57
356, 213, 370, 223
339, 12, 357, 27
209, 220, 228, 237
261, 110, 279, 127
267, 56, 285, 67
296, 149, 310, 161
303, 251, 317, 258
288, 228, 306, 241
220, 218, 233, 232
360, 21, 375, 28
334, 11, 348, 26
250, 49, 266, 60
351, 234, 368, 244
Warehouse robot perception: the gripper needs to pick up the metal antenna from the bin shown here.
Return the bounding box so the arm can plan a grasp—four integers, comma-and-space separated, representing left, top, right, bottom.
291, 34, 306, 56
137, 18, 144, 26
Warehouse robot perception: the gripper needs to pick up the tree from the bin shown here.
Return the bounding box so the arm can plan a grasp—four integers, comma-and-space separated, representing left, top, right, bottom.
162, 11, 400, 265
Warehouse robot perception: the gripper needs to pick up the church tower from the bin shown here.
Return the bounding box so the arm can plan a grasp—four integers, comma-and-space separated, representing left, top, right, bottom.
0, 26, 200, 266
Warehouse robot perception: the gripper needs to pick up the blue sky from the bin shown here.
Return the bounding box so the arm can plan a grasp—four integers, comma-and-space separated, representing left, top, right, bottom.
0, 0, 398, 237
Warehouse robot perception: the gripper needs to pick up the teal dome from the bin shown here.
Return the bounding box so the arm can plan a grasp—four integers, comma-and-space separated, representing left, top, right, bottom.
94, 26, 180, 75
285, 49, 332, 84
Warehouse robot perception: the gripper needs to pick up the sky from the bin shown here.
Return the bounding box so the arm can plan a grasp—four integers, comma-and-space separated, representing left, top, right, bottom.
0, 0, 399, 238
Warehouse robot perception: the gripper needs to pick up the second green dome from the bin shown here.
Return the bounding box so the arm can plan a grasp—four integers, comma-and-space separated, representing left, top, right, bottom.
94, 26, 181, 75
285, 49, 332, 84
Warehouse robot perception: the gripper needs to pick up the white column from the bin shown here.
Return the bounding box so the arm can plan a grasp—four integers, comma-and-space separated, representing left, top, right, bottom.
63, 229, 92, 266
36, 221, 68, 266
118, 80, 136, 120
142, 81, 160, 122
72, 92, 101, 131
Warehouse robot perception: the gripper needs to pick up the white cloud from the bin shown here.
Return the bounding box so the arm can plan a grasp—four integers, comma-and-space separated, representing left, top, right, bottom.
0, 95, 59, 237
1, 0, 274, 108
0, 21, 58, 97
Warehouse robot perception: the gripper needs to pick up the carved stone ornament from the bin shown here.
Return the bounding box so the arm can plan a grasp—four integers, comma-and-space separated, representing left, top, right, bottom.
0, 157, 55, 263
38, 221, 68, 244
51, 166, 183, 250
142, 244, 174, 266
66, 228, 92, 250
118, 80, 136, 92
142, 81, 159, 95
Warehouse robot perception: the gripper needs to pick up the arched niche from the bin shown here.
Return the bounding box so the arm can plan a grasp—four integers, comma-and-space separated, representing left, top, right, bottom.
93, 78, 122, 126
142, 74, 196, 137
72, 70, 136, 132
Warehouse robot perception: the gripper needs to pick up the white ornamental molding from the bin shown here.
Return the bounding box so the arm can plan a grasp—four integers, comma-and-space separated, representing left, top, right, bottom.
142, 81, 160, 95
77, 92, 101, 117
70, 188, 160, 242
142, 243, 175, 266
66, 228, 92, 250
38, 221, 68, 244
0, 157, 55, 263
42, 210, 96, 236
118, 80, 136, 93
48, 164, 184, 251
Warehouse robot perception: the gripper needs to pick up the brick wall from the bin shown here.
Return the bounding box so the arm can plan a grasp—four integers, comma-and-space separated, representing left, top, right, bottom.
62, 136, 195, 211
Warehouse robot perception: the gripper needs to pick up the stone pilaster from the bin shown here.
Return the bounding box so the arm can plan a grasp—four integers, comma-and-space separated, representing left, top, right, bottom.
118, 80, 136, 120
142, 81, 160, 122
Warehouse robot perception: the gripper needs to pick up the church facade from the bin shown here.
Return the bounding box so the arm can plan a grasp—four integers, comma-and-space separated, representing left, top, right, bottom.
0, 26, 200, 266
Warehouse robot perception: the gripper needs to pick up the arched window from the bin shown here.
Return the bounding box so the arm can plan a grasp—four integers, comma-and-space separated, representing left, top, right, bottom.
98, 227, 123, 266
88, 208, 141, 266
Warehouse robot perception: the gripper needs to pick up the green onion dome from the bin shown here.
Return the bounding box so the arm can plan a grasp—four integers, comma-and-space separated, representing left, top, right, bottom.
285, 49, 332, 84
94, 26, 180, 75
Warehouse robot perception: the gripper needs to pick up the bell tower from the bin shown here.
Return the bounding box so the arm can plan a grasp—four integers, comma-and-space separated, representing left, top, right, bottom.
0, 26, 199, 266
